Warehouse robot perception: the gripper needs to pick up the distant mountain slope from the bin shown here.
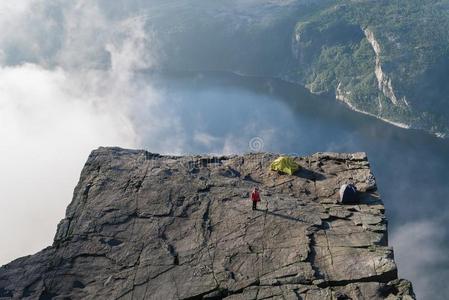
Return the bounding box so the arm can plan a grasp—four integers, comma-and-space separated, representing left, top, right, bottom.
288, 0, 449, 136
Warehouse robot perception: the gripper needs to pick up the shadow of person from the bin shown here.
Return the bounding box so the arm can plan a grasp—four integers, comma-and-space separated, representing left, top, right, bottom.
264, 210, 307, 223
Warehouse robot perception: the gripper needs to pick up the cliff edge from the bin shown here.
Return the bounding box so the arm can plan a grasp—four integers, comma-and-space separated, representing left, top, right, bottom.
0, 147, 415, 299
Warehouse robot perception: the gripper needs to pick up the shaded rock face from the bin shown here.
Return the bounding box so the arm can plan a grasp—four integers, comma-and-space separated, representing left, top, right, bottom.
0, 147, 415, 299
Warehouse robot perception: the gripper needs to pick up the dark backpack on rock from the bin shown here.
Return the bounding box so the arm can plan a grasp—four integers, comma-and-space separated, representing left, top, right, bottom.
339, 184, 358, 204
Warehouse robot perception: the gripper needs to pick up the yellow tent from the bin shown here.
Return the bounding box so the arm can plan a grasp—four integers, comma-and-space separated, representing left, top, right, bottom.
270, 156, 300, 175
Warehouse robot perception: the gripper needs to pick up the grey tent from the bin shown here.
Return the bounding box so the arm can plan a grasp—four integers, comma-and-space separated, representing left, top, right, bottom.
339, 184, 358, 204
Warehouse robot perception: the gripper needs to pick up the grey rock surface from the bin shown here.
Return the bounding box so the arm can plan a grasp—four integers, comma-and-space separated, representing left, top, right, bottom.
0, 147, 415, 299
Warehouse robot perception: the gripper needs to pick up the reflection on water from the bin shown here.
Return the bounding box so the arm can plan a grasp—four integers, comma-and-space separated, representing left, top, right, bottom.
138, 71, 449, 299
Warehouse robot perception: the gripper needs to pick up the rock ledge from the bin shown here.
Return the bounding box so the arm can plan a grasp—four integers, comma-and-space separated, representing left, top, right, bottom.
0, 147, 415, 299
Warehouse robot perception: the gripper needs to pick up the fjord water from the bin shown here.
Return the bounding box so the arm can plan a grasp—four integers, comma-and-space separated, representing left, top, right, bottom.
142, 71, 449, 299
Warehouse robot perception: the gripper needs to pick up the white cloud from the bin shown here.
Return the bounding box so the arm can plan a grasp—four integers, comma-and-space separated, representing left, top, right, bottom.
0, 63, 137, 264
0, 1, 62, 66
194, 132, 221, 147
391, 220, 448, 299
0, 1, 174, 265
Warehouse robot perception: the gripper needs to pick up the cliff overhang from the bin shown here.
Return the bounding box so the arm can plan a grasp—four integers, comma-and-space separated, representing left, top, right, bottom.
0, 147, 415, 299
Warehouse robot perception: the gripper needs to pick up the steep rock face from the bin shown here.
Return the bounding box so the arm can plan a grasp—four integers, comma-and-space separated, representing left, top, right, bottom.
0, 147, 415, 299
363, 28, 406, 108
287, 1, 449, 137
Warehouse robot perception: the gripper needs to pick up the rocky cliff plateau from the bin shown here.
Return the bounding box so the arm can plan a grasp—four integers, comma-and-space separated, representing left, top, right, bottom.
0, 147, 415, 299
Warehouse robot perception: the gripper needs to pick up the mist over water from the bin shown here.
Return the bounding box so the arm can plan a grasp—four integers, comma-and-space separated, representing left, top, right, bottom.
1, 2, 448, 299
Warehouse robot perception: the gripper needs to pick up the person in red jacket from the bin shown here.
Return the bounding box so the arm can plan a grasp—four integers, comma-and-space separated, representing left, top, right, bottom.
251, 187, 261, 210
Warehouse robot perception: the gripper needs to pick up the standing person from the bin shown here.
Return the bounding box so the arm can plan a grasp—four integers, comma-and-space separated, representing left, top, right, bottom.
251, 187, 261, 210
